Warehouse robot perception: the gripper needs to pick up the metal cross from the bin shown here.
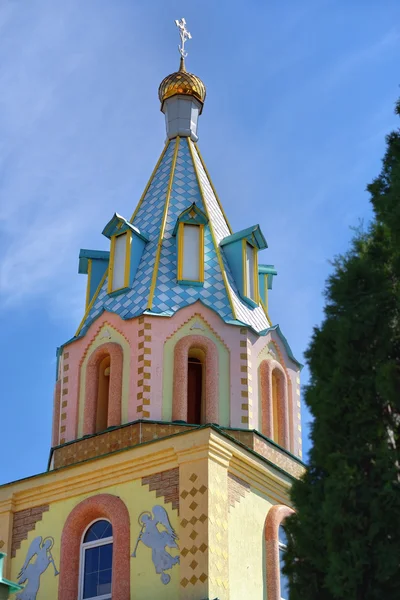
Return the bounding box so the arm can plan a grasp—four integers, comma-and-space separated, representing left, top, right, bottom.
175, 18, 192, 58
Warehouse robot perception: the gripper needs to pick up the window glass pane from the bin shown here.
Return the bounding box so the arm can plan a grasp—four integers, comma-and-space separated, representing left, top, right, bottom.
182, 225, 200, 280
99, 543, 113, 570
98, 568, 112, 593
83, 572, 98, 599
83, 542, 113, 599
84, 547, 99, 574
112, 233, 127, 290
278, 525, 288, 546
279, 547, 289, 600
246, 242, 255, 299
84, 520, 112, 543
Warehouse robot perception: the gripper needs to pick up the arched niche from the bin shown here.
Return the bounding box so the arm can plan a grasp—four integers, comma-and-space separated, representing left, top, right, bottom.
83, 342, 123, 436
173, 334, 219, 424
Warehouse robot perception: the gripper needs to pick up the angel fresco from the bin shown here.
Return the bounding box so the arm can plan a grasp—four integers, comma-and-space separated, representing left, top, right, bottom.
15, 536, 59, 600
132, 505, 179, 584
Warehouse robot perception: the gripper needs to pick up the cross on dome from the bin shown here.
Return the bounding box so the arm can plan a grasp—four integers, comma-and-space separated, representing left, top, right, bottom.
175, 17, 192, 58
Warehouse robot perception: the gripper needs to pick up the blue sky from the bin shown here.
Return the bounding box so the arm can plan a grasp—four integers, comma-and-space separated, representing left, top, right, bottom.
0, 0, 399, 484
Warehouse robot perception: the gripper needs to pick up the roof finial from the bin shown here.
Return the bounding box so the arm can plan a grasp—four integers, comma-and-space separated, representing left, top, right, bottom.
175, 18, 191, 71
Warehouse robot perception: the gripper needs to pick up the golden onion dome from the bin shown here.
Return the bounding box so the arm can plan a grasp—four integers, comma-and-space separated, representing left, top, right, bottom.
158, 58, 206, 113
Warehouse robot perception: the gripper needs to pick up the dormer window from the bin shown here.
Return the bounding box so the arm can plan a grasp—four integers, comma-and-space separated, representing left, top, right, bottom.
173, 203, 208, 286
220, 224, 267, 308
244, 240, 258, 301
101, 213, 149, 296
178, 223, 204, 283
109, 231, 131, 293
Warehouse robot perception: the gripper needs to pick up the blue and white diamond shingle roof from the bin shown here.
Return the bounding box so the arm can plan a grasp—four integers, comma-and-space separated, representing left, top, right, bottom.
77, 137, 271, 337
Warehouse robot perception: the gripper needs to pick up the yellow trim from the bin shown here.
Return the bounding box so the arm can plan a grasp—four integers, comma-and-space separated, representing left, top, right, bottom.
243, 239, 259, 303
187, 138, 237, 320
147, 137, 180, 308
254, 244, 259, 303
199, 223, 205, 281
242, 239, 247, 296
129, 140, 170, 223
107, 231, 131, 294
124, 231, 132, 286
177, 222, 184, 280
194, 142, 233, 234
85, 259, 92, 310
75, 271, 108, 337
177, 223, 204, 283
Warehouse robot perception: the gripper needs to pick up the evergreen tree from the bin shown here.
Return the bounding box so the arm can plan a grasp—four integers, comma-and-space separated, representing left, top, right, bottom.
283, 99, 400, 600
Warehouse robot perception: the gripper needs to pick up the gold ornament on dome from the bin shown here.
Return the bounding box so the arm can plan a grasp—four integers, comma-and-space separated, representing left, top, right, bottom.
158, 18, 206, 111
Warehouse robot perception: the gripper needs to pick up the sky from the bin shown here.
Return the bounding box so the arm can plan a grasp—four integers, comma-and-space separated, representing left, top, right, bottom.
0, 0, 399, 484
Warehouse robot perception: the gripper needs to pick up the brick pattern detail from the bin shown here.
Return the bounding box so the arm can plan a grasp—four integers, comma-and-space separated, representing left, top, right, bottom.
228, 473, 250, 510
11, 505, 49, 557
59, 350, 70, 444
142, 468, 179, 512
52, 421, 305, 478
52, 422, 193, 469
224, 430, 305, 478
239, 328, 253, 426
137, 317, 152, 419
179, 471, 209, 591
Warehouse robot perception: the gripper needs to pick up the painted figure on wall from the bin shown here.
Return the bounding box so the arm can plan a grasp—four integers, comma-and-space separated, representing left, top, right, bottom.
15, 536, 59, 600
132, 505, 179, 584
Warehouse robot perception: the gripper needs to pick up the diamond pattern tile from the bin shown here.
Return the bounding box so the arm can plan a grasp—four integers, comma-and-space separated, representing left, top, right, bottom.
77, 136, 270, 337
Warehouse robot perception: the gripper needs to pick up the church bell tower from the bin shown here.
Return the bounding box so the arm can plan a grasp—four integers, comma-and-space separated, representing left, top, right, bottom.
0, 19, 304, 600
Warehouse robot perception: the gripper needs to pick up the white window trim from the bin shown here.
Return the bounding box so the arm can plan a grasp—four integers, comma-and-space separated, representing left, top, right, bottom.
78, 519, 113, 600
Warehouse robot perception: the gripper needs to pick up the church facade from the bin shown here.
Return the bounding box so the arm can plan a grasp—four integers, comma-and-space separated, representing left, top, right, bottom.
0, 23, 304, 600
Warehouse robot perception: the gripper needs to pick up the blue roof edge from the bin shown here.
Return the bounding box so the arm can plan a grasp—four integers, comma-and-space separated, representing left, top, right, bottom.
78, 249, 110, 274
220, 224, 268, 250
102, 213, 149, 242
259, 324, 303, 369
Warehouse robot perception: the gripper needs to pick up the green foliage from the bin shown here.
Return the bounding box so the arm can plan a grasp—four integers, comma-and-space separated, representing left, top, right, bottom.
283, 99, 400, 600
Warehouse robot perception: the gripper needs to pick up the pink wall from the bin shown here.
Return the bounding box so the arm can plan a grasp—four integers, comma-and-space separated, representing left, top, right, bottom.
53, 302, 301, 458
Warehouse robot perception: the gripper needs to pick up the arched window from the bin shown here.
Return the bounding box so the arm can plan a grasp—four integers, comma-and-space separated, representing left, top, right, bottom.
84, 343, 123, 437
278, 525, 289, 600
59, 494, 130, 600
265, 505, 294, 600
173, 335, 218, 424
79, 520, 113, 600
187, 349, 205, 424
260, 360, 290, 449
96, 356, 111, 433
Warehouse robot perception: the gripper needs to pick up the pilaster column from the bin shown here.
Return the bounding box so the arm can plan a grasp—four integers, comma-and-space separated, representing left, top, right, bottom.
176, 435, 231, 600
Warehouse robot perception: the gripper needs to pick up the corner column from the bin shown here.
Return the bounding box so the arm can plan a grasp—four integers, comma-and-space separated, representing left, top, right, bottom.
177, 435, 231, 600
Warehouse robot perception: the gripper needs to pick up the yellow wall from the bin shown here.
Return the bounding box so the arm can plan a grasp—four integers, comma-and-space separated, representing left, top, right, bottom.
77, 324, 131, 438
228, 486, 273, 600
162, 315, 230, 426
10, 479, 179, 600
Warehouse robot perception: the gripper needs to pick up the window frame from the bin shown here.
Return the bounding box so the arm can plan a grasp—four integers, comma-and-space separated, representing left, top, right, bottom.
242, 238, 259, 304
177, 222, 205, 285
78, 519, 113, 600
107, 230, 132, 294
278, 525, 288, 600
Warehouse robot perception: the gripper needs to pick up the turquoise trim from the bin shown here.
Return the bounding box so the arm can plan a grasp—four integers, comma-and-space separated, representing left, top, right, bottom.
0, 553, 22, 593
55, 346, 61, 381
220, 224, 267, 250
239, 293, 259, 309
177, 279, 204, 287
108, 286, 130, 298
258, 263, 277, 289
78, 249, 110, 274
172, 202, 208, 236
259, 324, 303, 369
102, 213, 149, 242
